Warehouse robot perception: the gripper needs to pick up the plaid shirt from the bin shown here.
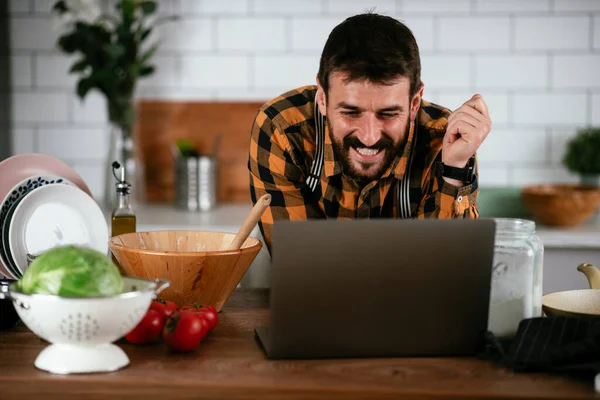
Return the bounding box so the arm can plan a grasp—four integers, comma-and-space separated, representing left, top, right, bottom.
248, 85, 479, 250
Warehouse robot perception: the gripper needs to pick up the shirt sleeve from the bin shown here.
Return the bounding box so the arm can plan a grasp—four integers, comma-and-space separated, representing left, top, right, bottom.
417, 154, 480, 219
248, 109, 323, 252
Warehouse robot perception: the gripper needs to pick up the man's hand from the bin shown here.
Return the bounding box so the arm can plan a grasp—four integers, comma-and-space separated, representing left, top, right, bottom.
443, 94, 492, 169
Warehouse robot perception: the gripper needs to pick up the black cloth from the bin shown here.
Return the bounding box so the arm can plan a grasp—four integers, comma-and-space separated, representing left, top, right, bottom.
479, 316, 600, 380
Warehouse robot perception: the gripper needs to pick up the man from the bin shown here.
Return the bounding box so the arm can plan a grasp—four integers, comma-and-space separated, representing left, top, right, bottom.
248, 12, 491, 251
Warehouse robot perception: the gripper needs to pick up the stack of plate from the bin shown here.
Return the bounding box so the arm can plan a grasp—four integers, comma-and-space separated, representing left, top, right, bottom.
0, 154, 108, 280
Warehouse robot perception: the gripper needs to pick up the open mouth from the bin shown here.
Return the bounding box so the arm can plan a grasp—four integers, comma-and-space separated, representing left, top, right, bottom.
352, 147, 384, 161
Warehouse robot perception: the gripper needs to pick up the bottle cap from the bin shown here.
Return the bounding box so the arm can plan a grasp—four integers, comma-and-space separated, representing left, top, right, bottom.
111, 161, 131, 194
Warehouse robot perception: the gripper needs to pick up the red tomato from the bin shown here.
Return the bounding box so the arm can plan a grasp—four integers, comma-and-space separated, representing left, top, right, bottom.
162, 311, 208, 352
150, 298, 178, 320
124, 309, 164, 344
180, 303, 218, 331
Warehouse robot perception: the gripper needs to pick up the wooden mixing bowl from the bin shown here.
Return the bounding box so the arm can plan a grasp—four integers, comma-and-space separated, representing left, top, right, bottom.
521, 184, 600, 226
109, 230, 263, 312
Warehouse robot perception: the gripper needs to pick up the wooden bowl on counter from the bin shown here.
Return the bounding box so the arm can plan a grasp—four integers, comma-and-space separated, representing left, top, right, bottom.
520, 184, 600, 226
108, 230, 263, 312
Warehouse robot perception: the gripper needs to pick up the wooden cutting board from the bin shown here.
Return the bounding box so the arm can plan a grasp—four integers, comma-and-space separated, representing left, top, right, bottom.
135, 101, 264, 203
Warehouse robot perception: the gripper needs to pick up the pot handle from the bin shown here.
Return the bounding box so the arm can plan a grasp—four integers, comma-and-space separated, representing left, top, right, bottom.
152, 279, 171, 298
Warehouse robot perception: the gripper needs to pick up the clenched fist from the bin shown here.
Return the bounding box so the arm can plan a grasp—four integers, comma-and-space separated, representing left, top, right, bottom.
442, 94, 492, 169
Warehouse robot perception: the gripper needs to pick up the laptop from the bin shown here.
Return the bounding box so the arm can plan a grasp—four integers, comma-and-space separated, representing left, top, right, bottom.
254, 218, 496, 359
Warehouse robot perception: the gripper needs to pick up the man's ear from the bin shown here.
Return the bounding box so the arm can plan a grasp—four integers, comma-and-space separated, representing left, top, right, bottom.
410, 83, 424, 121
316, 76, 327, 117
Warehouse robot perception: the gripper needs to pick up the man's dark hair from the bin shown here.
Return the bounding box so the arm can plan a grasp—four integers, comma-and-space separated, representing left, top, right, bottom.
317, 12, 422, 98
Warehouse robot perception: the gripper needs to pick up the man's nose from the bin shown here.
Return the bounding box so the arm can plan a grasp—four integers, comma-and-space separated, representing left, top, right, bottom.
357, 114, 382, 147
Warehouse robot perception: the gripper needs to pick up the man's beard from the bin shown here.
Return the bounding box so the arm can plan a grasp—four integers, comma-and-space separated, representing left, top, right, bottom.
329, 120, 410, 185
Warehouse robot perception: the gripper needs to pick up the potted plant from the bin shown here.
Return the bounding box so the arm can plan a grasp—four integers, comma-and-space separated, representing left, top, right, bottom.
52, 0, 176, 206
562, 126, 600, 186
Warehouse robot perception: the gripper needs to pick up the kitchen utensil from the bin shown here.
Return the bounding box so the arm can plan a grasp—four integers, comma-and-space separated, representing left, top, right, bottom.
542, 263, 600, 318
174, 155, 218, 212
109, 230, 262, 311
0, 154, 92, 204
8, 184, 108, 274
0, 279, 19, 330
521, 184, 600, 226
0, 276, 170, 374
229, 194, 271, 250
0, 176, 75, 278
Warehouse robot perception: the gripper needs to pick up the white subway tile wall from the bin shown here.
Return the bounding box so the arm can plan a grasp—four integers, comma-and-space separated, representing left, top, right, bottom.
474, 0, 551, 13
594, 94, 600, 125
552, 55, 600, 88
5, 0, 599, 198
595, 16, 600, 49
9, 0, 31, 13
475, 56, 548, 89
10, 55, 32, 87
439, 17, 511, 50
325, 0, 396, 16
514, 17, 590, 50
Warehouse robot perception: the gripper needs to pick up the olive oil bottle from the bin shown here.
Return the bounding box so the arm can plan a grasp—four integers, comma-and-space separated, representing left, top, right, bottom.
111, 161, 136, 267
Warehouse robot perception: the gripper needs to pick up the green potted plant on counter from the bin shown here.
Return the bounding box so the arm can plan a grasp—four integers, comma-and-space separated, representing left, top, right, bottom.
563, 126, 600, 186
52, 0, 176, 206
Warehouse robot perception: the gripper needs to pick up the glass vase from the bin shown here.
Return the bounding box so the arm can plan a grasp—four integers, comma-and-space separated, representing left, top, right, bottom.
104, 124, 145, 209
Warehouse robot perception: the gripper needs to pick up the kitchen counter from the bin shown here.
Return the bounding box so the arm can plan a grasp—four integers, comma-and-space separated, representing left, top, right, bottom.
0, 289, 596, 400
103, 202, 600, 292
112, 202, 600, 250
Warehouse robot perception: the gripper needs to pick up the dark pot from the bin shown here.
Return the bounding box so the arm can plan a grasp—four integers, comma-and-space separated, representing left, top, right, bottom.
0, 279, 20, 330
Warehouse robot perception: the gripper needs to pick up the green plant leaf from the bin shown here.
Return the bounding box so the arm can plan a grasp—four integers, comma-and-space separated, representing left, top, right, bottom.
57, 33, 81, 53
140, 1, 157, 15
89, 24, 112, 43
76, 77, 94, 99
69, 59, 88, 73
140, 27, 152, 41
104, 43, 126, 59
120, 0, 136, 23
139, 45, 157, 65
75, 21, 91, 32
139, 65, 155, 76
563, 127, 600, 175
52, 0, 68, 14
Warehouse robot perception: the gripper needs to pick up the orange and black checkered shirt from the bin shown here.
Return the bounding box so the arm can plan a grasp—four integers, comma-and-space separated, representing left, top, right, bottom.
248, 85, 479, 250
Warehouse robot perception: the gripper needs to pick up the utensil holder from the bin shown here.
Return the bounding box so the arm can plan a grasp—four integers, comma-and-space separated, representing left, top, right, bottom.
174, 155, 218, 212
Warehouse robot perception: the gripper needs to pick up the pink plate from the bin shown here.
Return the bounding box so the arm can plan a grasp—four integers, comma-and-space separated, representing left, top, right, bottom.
0, 154, 92, 204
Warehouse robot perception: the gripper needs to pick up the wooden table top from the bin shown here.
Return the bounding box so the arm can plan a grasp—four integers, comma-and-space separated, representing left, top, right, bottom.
1, 289, 598, 400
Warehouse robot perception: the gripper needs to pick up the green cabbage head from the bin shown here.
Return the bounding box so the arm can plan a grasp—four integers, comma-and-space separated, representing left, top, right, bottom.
18, 245, 123, 297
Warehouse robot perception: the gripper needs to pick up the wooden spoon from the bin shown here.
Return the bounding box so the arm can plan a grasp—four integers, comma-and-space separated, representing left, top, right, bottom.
228, 194, 271, 250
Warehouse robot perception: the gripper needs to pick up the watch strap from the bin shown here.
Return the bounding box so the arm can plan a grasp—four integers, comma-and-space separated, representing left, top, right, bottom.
438, 157, 475, 183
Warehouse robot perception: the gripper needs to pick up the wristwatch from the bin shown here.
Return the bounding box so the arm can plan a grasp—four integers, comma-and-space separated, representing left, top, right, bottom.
437, 157, 476, 184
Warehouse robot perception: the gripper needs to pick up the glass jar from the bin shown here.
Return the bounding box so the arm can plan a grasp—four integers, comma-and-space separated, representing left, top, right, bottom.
488, 218, 544, 339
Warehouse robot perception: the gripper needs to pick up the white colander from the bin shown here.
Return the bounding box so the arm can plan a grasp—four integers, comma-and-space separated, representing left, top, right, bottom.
0, 276, 170, 374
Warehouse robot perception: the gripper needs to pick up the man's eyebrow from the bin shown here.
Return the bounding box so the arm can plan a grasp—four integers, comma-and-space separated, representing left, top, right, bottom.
378, 105, 404, 113
336, 101, 361, 110
335, 102, 404, 113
